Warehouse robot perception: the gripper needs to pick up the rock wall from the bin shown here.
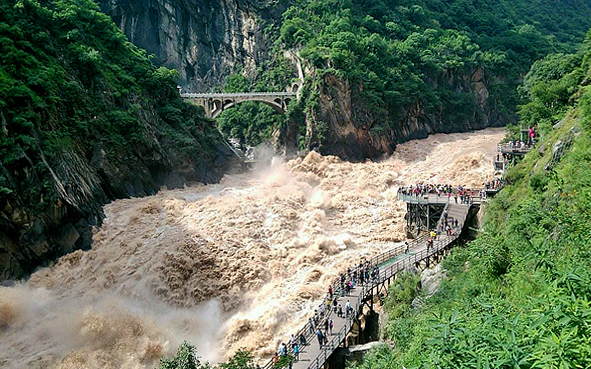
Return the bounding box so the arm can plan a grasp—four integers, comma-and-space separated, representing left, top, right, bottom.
99, 0, 286, 91
311, 70, 514, 161
0, 105, 237, 281
98, 0, 510, 160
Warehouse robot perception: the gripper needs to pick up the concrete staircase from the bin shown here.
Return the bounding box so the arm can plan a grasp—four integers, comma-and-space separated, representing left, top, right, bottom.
437, 202, 470, 233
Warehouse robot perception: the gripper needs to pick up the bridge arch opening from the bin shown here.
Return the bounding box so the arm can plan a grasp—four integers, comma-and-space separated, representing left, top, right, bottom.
212, 99, 290, 152
210, 98, 288, 119
181, 92, 296, 151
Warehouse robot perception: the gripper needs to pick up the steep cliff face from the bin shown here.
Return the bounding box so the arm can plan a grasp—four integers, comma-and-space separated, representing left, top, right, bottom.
307, 70, 514, 160
0, 0, 238, 280
99, 0, 287, 91
0, 98, 237, 280
98, 0, 524, 161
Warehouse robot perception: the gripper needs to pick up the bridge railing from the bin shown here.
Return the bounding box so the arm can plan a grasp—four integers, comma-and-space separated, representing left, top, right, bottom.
303, 235, 456, 369
498, 143, 532, 154
261, 235, 428, 368
180, 92, 296, 98
397, 193, 483, 205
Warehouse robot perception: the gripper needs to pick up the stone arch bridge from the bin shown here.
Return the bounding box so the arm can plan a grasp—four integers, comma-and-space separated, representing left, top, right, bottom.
180, 91, 297, 119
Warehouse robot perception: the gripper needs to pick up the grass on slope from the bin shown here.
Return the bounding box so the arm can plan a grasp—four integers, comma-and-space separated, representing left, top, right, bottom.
349, 39, 591, 369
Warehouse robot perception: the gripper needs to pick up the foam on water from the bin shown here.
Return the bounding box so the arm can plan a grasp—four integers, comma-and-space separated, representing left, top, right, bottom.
0, 128, 504, 367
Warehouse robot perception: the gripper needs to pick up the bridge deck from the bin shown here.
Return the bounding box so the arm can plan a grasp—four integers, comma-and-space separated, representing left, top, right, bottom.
268, 202, 471, 369
180, 91, 296, 98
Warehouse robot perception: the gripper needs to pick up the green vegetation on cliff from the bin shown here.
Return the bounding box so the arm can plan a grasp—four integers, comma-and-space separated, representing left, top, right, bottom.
158, 343, 292, 369
216, 65, 294, 150
284, 0, 591, 128
350, 32, 591, 369
0, 0, 231, 278
219, 0, 591, 152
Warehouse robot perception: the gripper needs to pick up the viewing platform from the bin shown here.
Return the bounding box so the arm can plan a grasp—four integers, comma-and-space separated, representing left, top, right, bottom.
266, 192, 477, 369
396, 193, 483, 205
498, 143, 532, 155
397, 192, 480, 239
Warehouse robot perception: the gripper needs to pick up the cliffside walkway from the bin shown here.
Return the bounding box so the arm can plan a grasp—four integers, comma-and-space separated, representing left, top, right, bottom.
498, 143, 531, 155
180, 91, 297, 118
264, 196, 479, 369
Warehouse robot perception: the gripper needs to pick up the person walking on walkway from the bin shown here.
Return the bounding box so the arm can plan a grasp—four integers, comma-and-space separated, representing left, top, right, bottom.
329, 319, 334, 334
299, 332, 306, 346
316, 328, 323, 349
405, 241, 409, 254
293, 344, 300, 362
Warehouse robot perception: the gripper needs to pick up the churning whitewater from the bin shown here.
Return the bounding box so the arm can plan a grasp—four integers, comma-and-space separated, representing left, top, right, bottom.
0, 128, 503, 368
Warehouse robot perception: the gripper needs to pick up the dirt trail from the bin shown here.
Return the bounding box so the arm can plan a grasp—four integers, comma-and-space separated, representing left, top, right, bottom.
0, 128, 504, 368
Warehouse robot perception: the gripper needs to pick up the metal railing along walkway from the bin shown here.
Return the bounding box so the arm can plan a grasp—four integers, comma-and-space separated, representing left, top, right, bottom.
301, 235, 459, 369
397, 193, 483, 205
264, 224, 467, 369
261, 235, 430, 369
498, 143, 532, 154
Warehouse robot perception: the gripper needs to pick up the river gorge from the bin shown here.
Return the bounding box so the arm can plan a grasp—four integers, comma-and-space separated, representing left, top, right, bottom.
0, 128, 503, 368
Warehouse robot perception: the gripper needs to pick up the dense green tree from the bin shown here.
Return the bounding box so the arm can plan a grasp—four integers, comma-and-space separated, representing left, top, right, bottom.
216, 0, 591, 149
159, 342, 210, 369
218, 349, 258, 369
350, 31, 591, 369
159, 345, 263, 369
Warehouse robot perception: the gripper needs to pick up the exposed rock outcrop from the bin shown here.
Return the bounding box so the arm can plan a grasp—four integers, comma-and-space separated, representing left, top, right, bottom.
420, 263, 447, 299
0, 108, 237, 281
309, 69, 514, 161
99, 0, 287, 91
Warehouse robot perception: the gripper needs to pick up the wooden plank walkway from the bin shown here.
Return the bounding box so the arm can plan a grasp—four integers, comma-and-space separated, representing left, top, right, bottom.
265, 202, 472, 369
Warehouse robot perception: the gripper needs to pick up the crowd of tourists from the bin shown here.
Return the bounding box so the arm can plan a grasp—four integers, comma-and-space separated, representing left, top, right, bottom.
436, 209, 461, 238
397, 183, 479, 204
273, 259, 383, 366
515, 124, 537, 147
274, 181, 500, 366
508, 140, 529, 150
484, 178, 503, 192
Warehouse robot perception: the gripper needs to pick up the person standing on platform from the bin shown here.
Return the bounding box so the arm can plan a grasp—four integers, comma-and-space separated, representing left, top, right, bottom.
294, 344, 300, 362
